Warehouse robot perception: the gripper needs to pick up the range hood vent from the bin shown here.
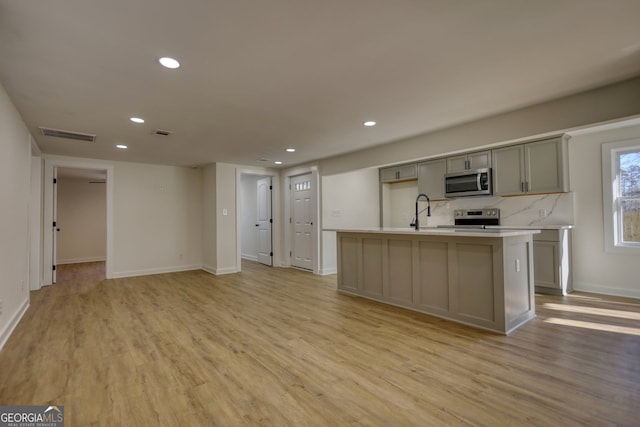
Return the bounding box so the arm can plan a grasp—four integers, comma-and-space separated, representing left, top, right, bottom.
39, 127, 96, 142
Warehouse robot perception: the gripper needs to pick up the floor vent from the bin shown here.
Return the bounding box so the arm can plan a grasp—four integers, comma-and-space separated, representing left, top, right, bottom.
39, 127, 96, 142
154, 129, 172, 136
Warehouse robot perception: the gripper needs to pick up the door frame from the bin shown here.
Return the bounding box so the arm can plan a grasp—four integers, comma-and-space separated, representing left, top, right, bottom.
235, 168, 279, 272
284, 166, 320, 274
43, 158, 114, 284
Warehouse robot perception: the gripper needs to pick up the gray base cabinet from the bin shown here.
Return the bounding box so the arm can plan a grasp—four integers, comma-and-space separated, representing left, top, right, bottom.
533, 229, 573, 295
336, 232, 536, 334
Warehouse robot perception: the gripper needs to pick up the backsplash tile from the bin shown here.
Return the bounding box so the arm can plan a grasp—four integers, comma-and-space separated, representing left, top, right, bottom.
420, 193, 574, 227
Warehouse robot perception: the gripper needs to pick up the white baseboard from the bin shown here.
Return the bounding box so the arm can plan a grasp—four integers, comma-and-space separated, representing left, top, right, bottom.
0, 298, 29, 353
57, 256, 106, 265
319, 267, 337, 275
202, 265, 238, 275
111, 264, 201, 279
573, 281, 640, 299
241, 254, 258, 262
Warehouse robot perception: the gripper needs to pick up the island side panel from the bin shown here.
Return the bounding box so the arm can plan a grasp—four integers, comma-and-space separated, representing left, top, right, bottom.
455, 241, 497, 328
503, 235, 536, 333
414, 240, 450, 314
337, 234, 359, 292
387, 238, 414, 305
362, 237, 384, 298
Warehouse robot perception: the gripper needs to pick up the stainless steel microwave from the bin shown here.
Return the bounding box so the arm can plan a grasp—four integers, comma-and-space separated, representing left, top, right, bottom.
445, 168, 492, 198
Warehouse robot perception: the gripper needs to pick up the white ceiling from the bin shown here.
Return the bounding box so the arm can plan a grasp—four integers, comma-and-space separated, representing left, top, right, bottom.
1, 1, 640, 168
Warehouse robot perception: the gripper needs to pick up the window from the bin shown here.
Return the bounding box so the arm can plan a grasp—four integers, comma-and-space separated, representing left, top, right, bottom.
602, 139, 640, 252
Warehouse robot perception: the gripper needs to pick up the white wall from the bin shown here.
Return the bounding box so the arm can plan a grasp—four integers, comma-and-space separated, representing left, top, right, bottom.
240, 174, 260, 261
202, 164, 217, 274
567, 121, 640, 298
203, 162, 240, 275
29, 154, 42, 290
43, 155, 203, 279
56, 176, 106, 264
322, 168, 380, 229
0, 82, 32, 350
321, 168, 380, 273
112, 161, 203, 277
215, 163, 238, 273
385, 181, 420, 228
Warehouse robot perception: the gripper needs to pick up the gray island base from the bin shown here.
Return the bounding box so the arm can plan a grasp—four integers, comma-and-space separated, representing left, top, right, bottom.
329, 228, 540, 335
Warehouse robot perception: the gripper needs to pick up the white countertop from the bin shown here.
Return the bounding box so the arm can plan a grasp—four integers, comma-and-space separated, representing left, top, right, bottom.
487, 225, 573, 230
325, 227, 541, 238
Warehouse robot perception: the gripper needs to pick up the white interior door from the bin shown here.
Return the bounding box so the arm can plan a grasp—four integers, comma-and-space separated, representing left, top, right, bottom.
256, 177, 272, 266
52, 167, 58, 283
291, 174, 313, 270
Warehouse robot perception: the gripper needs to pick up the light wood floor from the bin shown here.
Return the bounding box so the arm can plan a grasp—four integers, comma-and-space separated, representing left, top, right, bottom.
1, 261, 639, 426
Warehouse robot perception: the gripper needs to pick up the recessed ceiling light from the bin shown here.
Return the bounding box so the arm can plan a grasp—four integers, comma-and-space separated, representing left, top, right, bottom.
130, 117, 144, 124
159, 57, 180, 69
286, 148, 296, 152
116, 144, 128, 149
363, 121, 376, 127
274, 161, 283, 165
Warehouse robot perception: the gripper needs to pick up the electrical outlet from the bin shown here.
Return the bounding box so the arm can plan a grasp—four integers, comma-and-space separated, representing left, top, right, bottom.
539, 209, 548, 219
515, 259, 521, 273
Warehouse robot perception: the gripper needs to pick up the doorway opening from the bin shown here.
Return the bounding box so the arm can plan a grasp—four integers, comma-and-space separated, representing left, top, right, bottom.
43, 159, 114, 285
53, 167, 107, 283
239, 174, 273, 267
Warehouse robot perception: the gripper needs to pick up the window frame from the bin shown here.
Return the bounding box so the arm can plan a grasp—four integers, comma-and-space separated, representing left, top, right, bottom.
602, 138, 640, 253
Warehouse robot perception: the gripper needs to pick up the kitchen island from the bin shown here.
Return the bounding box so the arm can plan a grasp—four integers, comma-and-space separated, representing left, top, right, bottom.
328, 227, 540, 334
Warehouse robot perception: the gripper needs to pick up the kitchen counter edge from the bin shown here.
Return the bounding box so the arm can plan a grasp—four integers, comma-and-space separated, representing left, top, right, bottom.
323, 227, 540, 238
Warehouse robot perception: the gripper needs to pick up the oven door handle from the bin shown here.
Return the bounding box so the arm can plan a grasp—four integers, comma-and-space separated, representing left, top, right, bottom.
477, 173, 482, 190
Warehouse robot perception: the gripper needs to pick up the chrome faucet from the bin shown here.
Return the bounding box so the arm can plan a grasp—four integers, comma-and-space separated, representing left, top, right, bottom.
414, 193, 431, 230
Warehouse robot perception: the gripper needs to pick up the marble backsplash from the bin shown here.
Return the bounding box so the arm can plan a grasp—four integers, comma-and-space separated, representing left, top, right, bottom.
416, 192, 574, 227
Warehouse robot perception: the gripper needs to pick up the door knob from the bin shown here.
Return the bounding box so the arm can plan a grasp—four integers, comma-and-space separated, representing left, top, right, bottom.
255, 224, 259, 227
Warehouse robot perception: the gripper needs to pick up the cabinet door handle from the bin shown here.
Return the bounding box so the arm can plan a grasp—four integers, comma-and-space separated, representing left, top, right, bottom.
525, 182, 529, 192
521, 182, 525, 192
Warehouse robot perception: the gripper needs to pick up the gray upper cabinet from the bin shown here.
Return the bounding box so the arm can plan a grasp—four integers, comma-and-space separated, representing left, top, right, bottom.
380, 163, 417, 183
446, 150, 491, 173
493, 137, 568, 196
418, 159, 446, 200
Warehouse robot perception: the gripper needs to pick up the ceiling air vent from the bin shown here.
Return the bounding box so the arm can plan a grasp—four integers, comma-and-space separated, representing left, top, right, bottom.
39, 127, 96, 142
154, 129, 172, 136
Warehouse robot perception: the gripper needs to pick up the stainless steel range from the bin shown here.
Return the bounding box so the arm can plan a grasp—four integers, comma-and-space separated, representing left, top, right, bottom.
439, 208, 500, 229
